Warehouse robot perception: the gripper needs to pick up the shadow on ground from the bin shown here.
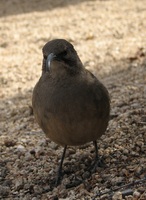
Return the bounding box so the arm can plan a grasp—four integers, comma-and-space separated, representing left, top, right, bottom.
0, 0, 101, 17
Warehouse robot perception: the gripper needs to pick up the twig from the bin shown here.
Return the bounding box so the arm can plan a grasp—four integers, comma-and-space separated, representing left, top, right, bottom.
92, 176, 146, 199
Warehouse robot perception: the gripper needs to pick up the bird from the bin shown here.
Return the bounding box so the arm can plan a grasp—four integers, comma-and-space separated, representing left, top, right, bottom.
32, 39, 110, 186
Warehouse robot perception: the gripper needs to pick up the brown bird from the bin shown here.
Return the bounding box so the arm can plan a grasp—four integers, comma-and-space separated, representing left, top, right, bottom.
32, 39, 110, 185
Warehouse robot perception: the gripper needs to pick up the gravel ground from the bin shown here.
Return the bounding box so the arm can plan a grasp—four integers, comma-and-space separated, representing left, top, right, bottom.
0, 0, 146, 199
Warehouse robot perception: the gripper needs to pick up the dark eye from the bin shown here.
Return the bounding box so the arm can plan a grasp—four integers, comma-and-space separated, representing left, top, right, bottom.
63, 50, 67, 56
43, 55, 47, 59
58, 50, 67, 57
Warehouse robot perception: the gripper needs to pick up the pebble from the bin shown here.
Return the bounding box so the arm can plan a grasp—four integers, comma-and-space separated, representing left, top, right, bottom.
126, 195, 135, 200
36, 146, 45, 157
4, 139, 16, 147
33, 185, 43, 194
111, 177, 124, 185
121, 189, 133, 198
82, 171, 90, 179
32, 197, 38, 200
25, 152, 33, 161
20, 138, 27, 143
112, 191, 122, 200
16, 144, 26, 153
49, 142, 58, 150
0, 185, 10, 197
15, 176, 24, 190
38, 139, 47, 146
133, 191, 140, 199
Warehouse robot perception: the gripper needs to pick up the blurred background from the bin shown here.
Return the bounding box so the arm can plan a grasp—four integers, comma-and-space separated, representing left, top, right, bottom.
0, 0, 146, 98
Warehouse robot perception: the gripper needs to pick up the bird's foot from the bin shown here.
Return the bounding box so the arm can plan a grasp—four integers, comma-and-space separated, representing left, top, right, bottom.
66, 176, 83, 189
95, 155, 105, 167
55, 169, 64, 187
89, 156, 105, 173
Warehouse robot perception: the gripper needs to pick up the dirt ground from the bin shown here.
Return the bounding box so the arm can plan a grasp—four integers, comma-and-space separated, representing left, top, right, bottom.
0, 0, 146, 199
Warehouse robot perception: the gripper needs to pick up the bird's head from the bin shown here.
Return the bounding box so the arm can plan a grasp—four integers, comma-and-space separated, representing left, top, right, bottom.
42, 39, 83, 76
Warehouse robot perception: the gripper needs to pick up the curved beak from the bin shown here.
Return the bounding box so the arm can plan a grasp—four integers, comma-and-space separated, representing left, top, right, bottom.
46, 53, 56, 71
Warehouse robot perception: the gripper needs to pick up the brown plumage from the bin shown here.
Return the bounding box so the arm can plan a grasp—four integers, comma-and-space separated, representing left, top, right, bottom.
32, 39, 110, 185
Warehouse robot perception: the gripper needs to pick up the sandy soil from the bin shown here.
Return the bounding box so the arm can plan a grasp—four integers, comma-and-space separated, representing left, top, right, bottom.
0, 0, 146, 199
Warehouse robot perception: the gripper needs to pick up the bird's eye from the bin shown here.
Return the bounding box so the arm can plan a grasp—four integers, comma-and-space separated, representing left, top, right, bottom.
58, 50, 67, 57
43, 55, 47, 59
63, 50, 67, 56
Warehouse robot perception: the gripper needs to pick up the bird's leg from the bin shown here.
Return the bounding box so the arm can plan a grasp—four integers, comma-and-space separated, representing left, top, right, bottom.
93, 140, 99, 161
82, 141, 104, 181
55, 145, 67, 186
89, 140, 99, 171
92, 140, 105, 169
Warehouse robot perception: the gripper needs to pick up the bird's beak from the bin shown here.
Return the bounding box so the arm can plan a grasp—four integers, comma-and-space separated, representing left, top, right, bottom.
46, 53, 56, 71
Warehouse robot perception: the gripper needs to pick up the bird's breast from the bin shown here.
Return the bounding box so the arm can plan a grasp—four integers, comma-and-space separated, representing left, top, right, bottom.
32, 75, 109, 146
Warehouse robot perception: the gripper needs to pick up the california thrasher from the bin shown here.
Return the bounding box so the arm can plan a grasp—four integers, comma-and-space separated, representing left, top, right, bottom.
32, 39, 110, 185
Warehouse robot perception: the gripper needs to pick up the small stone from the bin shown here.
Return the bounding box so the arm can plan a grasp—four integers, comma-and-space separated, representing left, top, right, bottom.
4, 139, 16, 147
0, 185, 10, 197
33, 185, 42, 194
68, 148, 76, 154
111, 177, 124, 185
125, 195, 133, 200
32, 197, 38, 200
15, 176, 24, 191
25, 152, 33, 161
0, 168, 7, 178
112, 191, 122, 200
121, 155, 128, 161
141, 115, 146, 122
1, 42, 8, 48
35, 147, 45, 158
138, 187, 145, 193
133, 190, 140, 199
59, 198, 70, 200
16, 145, 25, 152
121, 169, 129, 176
30, 148, 36, 155
3, 180, 12, 187
135, 166, 143, 176
38, 139, 47, 146
123, 149, 129, 154
85, 33, 94, 40
20, 138, 27, 143
49, 142, 58, 150
131, 103, 140, 108
82, 171, 90, 179
100, 194, 109, 199
121, 189, 133, 198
